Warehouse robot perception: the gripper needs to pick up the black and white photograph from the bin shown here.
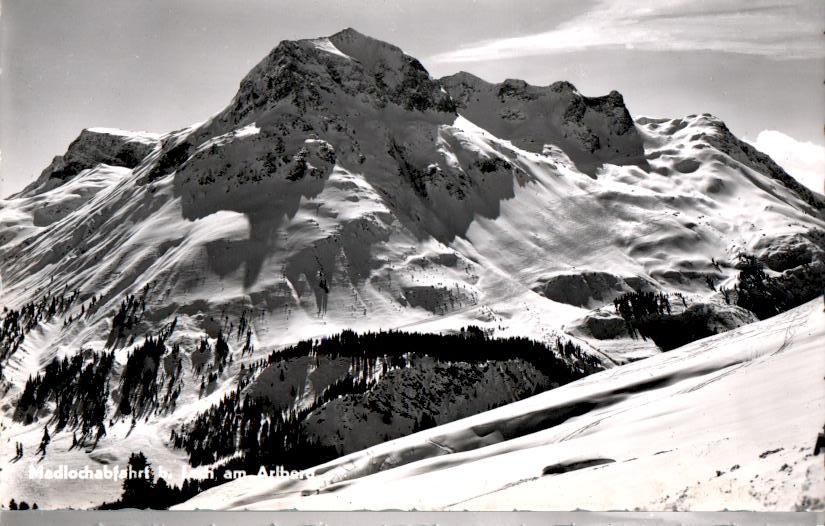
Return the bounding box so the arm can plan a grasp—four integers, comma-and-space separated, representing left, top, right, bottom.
0, 0, 823, 522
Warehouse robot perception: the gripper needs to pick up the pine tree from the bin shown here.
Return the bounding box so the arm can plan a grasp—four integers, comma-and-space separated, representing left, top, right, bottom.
121, 452, 154, 509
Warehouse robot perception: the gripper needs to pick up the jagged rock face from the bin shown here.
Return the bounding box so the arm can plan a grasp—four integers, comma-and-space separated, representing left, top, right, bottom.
750, 228, 825, 313
754, 230, 825, 272
440, 72, 649, 176
328, 28, 455, 112
33, 129, 159, 192
201, 27, 456, 136
532, 271, 648, 309
242, 29, 451, 122
572, 310, 631, 340
141, 27, 539, 292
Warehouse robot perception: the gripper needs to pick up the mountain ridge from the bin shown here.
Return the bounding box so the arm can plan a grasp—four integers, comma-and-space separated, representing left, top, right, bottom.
440, 71, 648, 176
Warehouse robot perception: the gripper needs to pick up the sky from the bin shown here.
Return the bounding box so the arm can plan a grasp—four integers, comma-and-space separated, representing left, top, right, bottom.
1, 0, 823, 196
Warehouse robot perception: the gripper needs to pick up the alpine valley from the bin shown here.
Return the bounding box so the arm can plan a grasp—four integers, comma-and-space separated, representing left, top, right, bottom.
0, 29, 823, 511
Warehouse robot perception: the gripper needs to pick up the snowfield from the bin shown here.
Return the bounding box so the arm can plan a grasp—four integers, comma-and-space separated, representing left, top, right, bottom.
177, 298, 825, 511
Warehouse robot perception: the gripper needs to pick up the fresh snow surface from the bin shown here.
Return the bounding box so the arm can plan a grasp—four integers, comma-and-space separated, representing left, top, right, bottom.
85, 127, 162, 143
177, 298, 825, 511
310, 37, 353, 61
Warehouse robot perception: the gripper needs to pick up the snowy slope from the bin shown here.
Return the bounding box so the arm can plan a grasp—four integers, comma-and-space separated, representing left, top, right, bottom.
1, 112, 821, 361
178, 298, 825, 511
1, 29, 824, 510
1, 30, 822, 356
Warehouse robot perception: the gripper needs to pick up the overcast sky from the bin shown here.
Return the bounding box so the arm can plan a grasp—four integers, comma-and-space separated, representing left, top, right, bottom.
1, 0, 823, 196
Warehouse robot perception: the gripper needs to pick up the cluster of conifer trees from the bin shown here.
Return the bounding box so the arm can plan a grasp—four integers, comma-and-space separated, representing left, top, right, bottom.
1, 288, 80, 363
290, 327, 601, 375
729, 253, 816, 320
170, 386, 338, 468
99, 452, 190, 510
118, 336, 183, 418
191, 330, 235, 398
613, 291, 672, 324
98, 325, 603, 510
12, 299, 188, 456
105, 285, 150, 346
612, 291, 712, 350
7, 499, 37, 510
14, 350, 113, 444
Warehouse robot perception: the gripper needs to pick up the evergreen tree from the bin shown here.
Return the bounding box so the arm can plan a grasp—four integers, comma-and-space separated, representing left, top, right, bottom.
121, 452, 154, 509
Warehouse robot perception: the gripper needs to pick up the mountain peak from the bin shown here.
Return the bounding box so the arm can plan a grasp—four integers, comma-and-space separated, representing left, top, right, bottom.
21, 127, 159, 196
327, 27, 400, 56
330, 26, 364, 38
202, 28, 455, 134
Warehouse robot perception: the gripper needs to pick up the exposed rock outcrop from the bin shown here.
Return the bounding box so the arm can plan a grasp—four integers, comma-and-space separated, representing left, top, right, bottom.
441, 72, 649, 176
532, 271, 653, 309
31, 128, 159, 193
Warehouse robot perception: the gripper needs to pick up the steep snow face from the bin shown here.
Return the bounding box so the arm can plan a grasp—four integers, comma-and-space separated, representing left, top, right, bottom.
617, 114, 825, 284
441, 72, 648, 176
309, 37, 353, 61
640, 116, 824, 215
177, 298, 825, 511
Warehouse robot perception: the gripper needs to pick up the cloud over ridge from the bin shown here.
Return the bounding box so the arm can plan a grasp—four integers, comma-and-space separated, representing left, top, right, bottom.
750, 129, 825, 196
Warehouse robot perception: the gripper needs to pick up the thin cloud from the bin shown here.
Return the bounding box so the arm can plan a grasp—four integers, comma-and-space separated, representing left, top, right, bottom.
431, 0, 825, 63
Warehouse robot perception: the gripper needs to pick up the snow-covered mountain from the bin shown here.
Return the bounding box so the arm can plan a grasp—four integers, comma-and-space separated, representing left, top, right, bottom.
0, 28, 823, 510
177, 297, 825, 511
